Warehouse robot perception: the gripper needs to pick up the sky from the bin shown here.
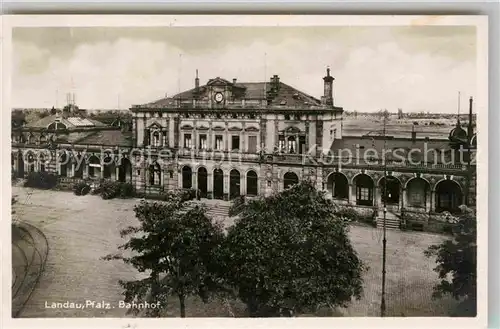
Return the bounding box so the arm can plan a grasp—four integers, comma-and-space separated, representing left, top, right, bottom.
12, 25, 477, 113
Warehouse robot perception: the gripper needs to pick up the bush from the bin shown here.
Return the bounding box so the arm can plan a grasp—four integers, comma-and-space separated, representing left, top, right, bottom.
73, 182, 91, 196
100, 181, 121, 200
175, 188, 197, 202
119, 182, 135, 198
336, 205, 376, 226
24, 172, 58, 189
11, 170, 18, 183
91, 181, 135, 200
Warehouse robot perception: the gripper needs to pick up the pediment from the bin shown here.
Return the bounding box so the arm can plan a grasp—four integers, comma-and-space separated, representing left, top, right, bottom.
148, 121, 163, 129
206, 77, 232, 86
180, 124, 194, 130
284, 126, 301, 134
228, 126, 243, 132
196, 126, 209, 131
212, 126, 225, 131
245, 126, 260, 132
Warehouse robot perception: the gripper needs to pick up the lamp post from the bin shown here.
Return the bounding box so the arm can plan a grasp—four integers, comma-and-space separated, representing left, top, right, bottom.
380, 110, 388, 317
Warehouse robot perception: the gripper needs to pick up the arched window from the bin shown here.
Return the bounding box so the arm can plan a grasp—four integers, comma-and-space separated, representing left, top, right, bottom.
229, 169, 241, 199
59, 152, 68, 177
406, 178, 430, 209
26, 152, 35, 172
284, 172, 299, 189
287, 136, 296, 154
379, 176, 401, 204
39, 134, 47, 144
152, 131, 161, 147
39, 153, 46, 172
435, 180, 463, 213
149, 162, 162, 186
354, 174, 374, 206
327, 172, 349, 199
103, 156, 114, 179
246, 170, 258, 196
88, 155, 100, 178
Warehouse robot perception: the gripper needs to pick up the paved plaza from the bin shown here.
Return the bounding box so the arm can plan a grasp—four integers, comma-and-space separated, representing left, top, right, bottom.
12, 186, 458, 317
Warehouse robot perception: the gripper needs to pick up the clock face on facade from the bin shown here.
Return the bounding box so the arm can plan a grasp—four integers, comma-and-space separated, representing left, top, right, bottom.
214, 92, 224, 103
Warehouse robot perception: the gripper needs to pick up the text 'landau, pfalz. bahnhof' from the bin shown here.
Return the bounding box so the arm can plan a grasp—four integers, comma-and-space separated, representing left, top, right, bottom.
11, 68, 477, 228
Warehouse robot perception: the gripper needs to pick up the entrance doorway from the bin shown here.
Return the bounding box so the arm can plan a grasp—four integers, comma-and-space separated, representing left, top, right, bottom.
197, 167, 208, 198
213, 169, 224, 200
229, 169, 241, 199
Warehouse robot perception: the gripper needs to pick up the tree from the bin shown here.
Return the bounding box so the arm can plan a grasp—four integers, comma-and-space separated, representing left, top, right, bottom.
11, 111, 26, 128
103, 193, 226, 317
50, 106, 57, 115
424, 205, 477, 316
220, 181, 365, 316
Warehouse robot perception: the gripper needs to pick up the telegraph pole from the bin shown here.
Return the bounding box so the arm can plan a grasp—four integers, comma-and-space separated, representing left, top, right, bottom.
380, 109, 388, 317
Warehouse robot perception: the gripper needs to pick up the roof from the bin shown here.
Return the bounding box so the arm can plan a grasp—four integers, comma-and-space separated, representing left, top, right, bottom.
329, 136, 454, 163
25, 114, 107, 129
77, 130, 133, 147
139, 77, 330, 109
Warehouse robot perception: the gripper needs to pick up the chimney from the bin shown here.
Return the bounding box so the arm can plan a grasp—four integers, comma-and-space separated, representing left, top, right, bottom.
195, 69, 200, 90
322, 67, 334, 106
468, 96, 473, 142
233, 78, 237, 84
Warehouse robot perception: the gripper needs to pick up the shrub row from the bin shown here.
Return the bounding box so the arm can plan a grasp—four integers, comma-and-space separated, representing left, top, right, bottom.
158, 188, 199, 202
73, 181, 91, 196
73, 180, 135, 199
335, 205, 377, 227
24, 172, 58, 189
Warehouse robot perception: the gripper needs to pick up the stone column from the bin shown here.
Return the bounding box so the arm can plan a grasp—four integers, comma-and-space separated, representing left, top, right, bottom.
71, 163, 75, 178
223, 173, 229, 201
224, 121, 229, 151
207, 172, 213, 199
400, 187, 406, 211
192, 170, 197, 190
208, 121, 213, 150
429, 189, 435, 212
115, 166, 120, 181
241, 172, 246, 196
349, 184, 356, 205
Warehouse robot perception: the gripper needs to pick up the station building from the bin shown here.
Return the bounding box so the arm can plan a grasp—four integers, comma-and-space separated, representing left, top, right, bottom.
11, 68, 476, 225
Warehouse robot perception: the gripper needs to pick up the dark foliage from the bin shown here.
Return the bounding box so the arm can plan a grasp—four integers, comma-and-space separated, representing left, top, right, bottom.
93, 181, 135, 199
73, 182, 91, 196
219, 181, 365, 316
24, 172, 58, 189
424, 206, 477, 316
102, 193, 227, 317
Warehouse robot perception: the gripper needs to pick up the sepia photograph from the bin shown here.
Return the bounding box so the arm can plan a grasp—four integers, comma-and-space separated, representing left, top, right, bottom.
2, 14, 488, 328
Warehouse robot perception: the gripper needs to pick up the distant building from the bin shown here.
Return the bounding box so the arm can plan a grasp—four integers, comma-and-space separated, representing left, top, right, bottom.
11, 67, 477, 228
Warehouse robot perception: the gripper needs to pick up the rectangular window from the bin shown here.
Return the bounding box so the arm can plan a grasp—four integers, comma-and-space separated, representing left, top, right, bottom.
299, 136, 306, 154
199, 134, 207, 150
231, 135, 240, 151
278, 135, 285, 151
184, 134, 192, 148
152, 131, 160, 147
248, 136, 257, 153
162, 131, 168, 146
410, 189, 426, 207
215, 135, 223, 150
357, 187, 371, 201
